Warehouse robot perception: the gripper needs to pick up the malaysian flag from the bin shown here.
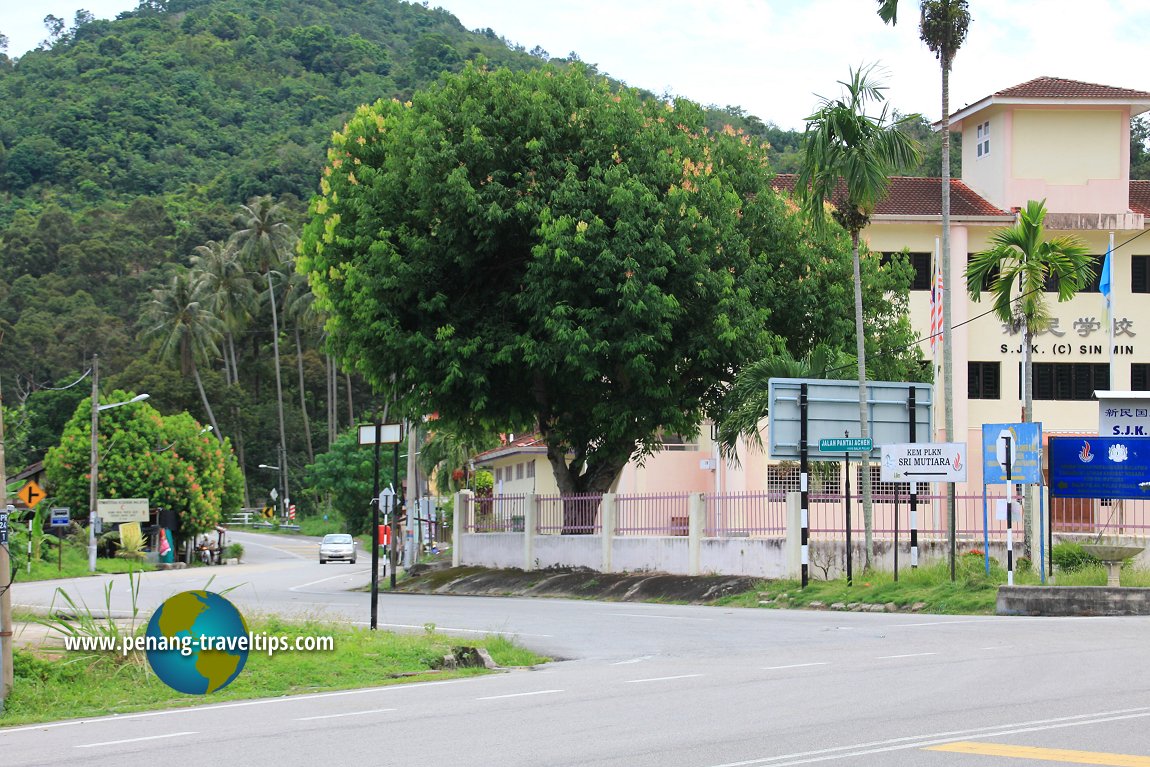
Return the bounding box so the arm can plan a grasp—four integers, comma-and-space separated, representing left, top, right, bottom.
929, 246, 944, 353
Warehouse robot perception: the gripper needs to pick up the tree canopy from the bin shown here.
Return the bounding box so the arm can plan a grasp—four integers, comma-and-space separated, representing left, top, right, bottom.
300, 62, 919, 495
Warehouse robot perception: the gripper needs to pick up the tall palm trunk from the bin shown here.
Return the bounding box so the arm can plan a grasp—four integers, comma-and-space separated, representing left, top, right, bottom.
192, 364, 223, 440
268, 271, 290, 511
1021, 320, 1034, 558
851, 230, 874, 568
345, 373, 354, 425
295, 326, 314, 464
941, 50, 958, 578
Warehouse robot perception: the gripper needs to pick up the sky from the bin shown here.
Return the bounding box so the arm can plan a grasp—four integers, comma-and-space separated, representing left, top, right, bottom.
3, 0, 1149, 130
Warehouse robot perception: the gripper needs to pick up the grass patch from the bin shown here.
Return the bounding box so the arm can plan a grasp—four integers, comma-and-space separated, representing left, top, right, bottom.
11, 544, 154, 582
2, 616, 547, 727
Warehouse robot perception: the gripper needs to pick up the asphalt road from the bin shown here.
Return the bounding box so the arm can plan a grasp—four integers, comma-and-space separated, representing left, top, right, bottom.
6, 530, 1150, 766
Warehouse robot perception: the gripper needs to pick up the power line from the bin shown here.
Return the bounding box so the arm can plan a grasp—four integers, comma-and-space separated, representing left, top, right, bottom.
822, 225, 1150, 378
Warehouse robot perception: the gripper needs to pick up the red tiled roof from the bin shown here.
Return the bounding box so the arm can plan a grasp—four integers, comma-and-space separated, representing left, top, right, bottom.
771, 174, 1009, 218
1130, 181, 1150, 216
992, 77, 1150, 100
472, 433, 547, 464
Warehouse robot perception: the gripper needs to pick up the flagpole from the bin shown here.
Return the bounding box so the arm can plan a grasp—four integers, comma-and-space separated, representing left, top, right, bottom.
1107, 231, 1115, 387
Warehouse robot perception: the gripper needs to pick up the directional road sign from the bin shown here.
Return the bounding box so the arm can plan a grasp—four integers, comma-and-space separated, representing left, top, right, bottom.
880, 442, 968, 483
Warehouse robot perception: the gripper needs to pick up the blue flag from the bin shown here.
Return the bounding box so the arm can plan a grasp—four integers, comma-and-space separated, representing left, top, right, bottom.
1100, 244, 1112, 303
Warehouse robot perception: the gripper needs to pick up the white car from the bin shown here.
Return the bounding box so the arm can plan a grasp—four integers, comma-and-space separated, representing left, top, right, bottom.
318, 533, 357, 564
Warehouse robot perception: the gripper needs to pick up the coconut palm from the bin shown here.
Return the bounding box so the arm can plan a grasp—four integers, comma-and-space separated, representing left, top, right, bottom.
141, 269, 224, 439
231, 196, 297, 512
191, 239, 255, 386
796, 64, 921, 569
879, 0, 971, 578
966, 199, 1092, 558
283, 269, 318, 464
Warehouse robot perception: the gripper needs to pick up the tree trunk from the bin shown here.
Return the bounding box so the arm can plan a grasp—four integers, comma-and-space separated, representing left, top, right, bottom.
851, 230, 874, 569
267, 271, 290, 512
295, 326, 314, 464
941, 53, 958, 580
192, 364, 223, 441
1021, 321, 1034, 559
345, 373, 354, 426
545, 442, 625, 534
326, 352, 336, 447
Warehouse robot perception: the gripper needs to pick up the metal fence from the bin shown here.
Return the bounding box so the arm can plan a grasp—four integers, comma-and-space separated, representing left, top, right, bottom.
463, 491, 1150, 540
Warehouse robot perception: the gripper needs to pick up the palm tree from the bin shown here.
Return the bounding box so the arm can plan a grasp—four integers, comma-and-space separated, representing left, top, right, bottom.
796, 64, 921, 570
191, 239, 255, 387
717, 344, 855, 462
141, 270, 224, 439
966, 199, 1092, 559
231, 196, 297, 513
283, 270, 318, 464
879, 0, 971, 578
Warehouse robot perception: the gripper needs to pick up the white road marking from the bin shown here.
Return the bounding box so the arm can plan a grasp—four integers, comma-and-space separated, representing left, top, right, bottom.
351, 621, 553, 638
228, 536, 309, 560
704, 706, 1150, 767
77, 732, 198, 748
606, 612, 714, 621
0, 679, 478, 736
296, 708, 396, 721
875, 652, 937, 660
611, 655, 653, 665
624, 674, 705, 684
477, 689, 564, 701
888, 618, 1005, 628
289, 570, 371, 591
761, 663, 828, 671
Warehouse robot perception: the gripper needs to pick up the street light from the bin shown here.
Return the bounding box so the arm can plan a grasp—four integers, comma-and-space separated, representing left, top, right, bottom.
88, 354, 150, 571
157, 425, 211, 453
258, 464, 283, 515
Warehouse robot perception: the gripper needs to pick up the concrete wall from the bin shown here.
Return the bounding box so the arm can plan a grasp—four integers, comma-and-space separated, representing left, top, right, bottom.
699, 538, 789, 578
612, 537, 691, 575
533, 535, 601, 571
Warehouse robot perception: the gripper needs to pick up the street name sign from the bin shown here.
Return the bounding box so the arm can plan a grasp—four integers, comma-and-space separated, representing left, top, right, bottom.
818, 437, 873, 452
97, 498, 149, 523
880, 442, 968, 482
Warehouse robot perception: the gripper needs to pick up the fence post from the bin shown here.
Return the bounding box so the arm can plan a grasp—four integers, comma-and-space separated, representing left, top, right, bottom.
523, 494, 538, 571
786, 491, 802, 579
688, 492, 704, 576
452, 490, 471, 568
601, 494, 616, 573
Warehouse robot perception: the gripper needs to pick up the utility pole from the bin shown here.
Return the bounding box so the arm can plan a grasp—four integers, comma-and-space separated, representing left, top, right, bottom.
88, 354, 100, 572
1, 373, 14, 705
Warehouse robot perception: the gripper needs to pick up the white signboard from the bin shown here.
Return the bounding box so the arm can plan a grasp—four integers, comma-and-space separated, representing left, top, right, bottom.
880, 443, 968, 483
358, 423, 403, 445
1097, 392, 1150, 438
97, 498, 149, 523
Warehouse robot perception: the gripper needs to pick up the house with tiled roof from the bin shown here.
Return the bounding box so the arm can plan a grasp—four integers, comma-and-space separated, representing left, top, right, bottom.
773, 76, 1150, 523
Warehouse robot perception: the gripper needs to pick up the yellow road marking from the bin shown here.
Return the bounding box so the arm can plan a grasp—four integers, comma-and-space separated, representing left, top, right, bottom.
927, 741, 1150, 765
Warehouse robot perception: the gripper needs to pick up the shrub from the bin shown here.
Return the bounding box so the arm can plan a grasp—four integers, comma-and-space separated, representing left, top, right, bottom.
1051, 542, 1101, 573
225, 542, 244, 562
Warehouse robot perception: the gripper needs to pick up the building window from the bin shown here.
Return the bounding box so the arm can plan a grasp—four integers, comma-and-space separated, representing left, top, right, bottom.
976, 121, 990, 158
527, 461, 535, 479
1133, 364, 1150, 392
882, 252, 932, 290
1045, 258, 1101, 293
494, 467, 503, 483
516, 462, 525, 480
860, 464, 909, 498
968, 362, 1000, 399
1133, 256, 1150, 293
1027, 363, 1109, 401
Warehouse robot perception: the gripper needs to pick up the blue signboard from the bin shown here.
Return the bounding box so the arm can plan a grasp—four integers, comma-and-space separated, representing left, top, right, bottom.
981, 422, 1042, 484
1049, 437, 1150, 500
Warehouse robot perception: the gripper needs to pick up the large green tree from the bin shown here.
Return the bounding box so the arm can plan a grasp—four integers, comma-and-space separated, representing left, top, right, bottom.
966, 199, 1091, 559
300, 62, 797, 516
796, 64, 921, 569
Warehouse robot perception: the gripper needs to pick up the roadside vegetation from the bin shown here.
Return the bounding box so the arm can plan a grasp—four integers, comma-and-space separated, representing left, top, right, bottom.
3, 615, 546, 727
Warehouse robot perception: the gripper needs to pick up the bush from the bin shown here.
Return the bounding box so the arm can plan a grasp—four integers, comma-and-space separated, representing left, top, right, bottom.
1051, 542, 1101, 573
225, 542, 244, 562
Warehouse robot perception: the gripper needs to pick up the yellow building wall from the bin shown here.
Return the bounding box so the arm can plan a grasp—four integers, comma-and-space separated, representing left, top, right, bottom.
961, 107, 1009, 207
1009, 109, 1126, 213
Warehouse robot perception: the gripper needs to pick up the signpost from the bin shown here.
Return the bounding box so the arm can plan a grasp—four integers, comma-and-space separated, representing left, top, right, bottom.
96, 498, 148, 524
880, 443, 968, 483
359, 421, 404, 630
49, 508, 70, 572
